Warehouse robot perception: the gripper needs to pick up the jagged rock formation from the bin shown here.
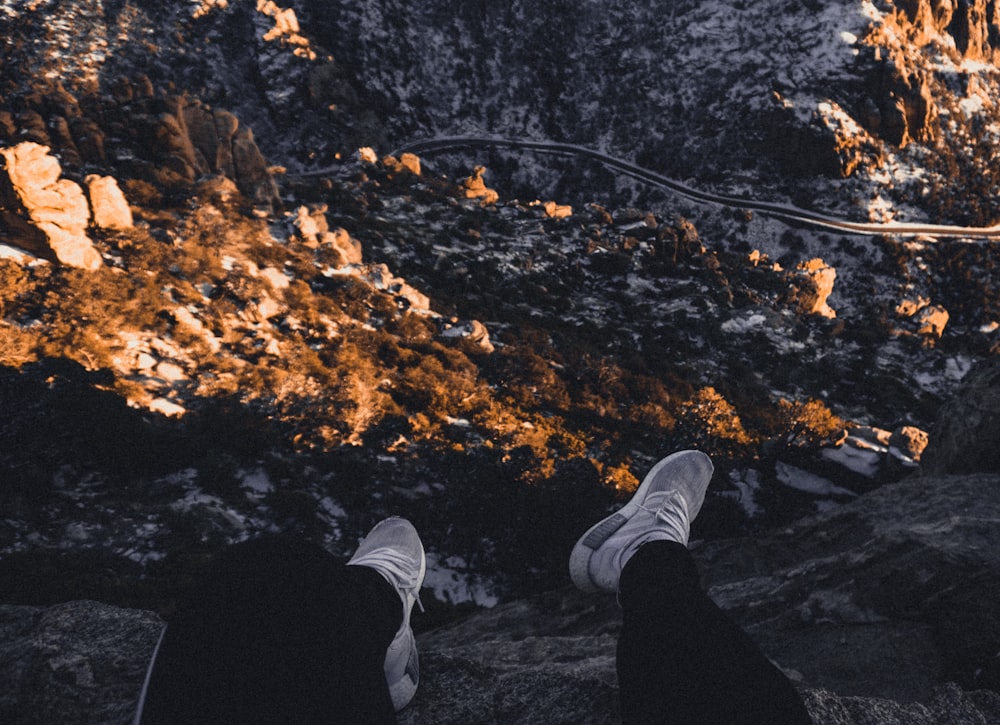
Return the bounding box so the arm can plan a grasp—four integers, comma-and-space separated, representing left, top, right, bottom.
461, 166, 499, 205
0, 143, 102, 269
787, 258, 838, 318
923, 356, 1000, 474
0, 74, 280, 213
84, 175, 133, 231
4, 468, 1000, 724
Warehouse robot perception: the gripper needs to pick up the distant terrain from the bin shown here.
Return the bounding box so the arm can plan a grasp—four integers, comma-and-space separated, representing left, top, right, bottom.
0, 0, 998, 618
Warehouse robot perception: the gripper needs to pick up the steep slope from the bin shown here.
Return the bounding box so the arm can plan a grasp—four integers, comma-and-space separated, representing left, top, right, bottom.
1, 0, 999, 720
0, 0, 997, 634
4, 469, 1000, 723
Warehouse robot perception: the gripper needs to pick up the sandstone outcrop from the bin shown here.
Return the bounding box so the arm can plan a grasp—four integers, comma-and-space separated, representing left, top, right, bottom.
542, 200, 573, 219
288, 205, 362, 265
946, 0, 1000, 60
0, 79, 280, 212
462, 166, 499, 205
84, 175, 133, 230
787, 258, 837, 318
0, 142, 102, 269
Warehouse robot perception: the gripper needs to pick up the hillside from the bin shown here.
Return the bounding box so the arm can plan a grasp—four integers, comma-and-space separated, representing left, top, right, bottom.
1, 1, 999, 720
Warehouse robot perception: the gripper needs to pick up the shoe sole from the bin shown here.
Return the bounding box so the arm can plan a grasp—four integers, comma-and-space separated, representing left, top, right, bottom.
568, 450, 712, 592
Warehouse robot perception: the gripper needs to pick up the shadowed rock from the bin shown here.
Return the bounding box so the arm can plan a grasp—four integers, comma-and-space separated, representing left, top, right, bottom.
924, 357, 1000, 474
4, 470, 999, 724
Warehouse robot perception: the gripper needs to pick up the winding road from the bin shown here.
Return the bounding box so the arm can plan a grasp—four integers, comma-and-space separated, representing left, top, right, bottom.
369, 136, 1000, 241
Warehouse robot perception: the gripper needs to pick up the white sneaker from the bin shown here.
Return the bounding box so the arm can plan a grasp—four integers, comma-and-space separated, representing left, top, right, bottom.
347, 517, 425, 711
569, 450, 713, 593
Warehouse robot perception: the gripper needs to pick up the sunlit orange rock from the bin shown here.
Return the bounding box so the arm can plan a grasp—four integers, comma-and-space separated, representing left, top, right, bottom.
543, 200, 573, 218
790, 258, 836, 318
85, 175, 133, 230
0, 142, 101, 269
916, 304, 949, 338
462, 166, 499, 205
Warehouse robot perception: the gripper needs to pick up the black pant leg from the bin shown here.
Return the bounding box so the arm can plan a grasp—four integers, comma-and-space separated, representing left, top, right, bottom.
616, 540, 812, 725
138, 537, 402, 725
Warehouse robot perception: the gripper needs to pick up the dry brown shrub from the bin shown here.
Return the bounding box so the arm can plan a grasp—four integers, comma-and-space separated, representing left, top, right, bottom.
775, 398, 846, 448
676, 386, 757, 452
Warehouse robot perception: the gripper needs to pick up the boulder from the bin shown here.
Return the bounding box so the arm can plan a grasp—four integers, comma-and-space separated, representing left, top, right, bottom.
289, 204, 326, 245
542, 200, 573, 219
322, 227, 362, 266
85, 175, 133, 230
889, 424, 929, 462
915, 304, 949, 338
440, 319, 495, 353
462, 166, 499, 205
232, 126, 280, 209
894, 0, 956, 46
923, 356, 1000, 474
788, 258, 837, 318
0, 142, 101, 269
399, 152, 422, 176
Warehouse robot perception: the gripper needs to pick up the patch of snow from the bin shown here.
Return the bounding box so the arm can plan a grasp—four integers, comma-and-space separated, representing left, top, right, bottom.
960, 94, 986, 116
775, 461, 857, 497
0, 243, 33, 262
241, 468, 274, 501
423, 552, 498, 608
944, 356, 973, 382
316, 496, 346, 520
821, 442, 881, 478
727, 468, 761, 516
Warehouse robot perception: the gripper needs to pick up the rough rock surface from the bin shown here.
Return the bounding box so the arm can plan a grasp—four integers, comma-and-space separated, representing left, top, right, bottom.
787, 258, 837, 318
84, 175, 133, 231
0, 601, 162, 725
462, 166, 499, 205
0, 143, 102, 269
923, 357, 1000, 474
4, 471, 999, 724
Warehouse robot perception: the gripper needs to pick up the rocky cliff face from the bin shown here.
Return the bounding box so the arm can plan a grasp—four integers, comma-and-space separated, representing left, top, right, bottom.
6, 0, 1000, 222
5, 358, 1000, 723
1, 2, 999, 721
4, 467, 1000, 723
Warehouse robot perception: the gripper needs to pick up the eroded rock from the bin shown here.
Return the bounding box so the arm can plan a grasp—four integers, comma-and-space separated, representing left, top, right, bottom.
0, 142, 101, 269
4, 472, 1000, 724
462, 166, 499, 205
923, 356, 1000, 474
788, 258, 837, 318
85, 175, 133, 230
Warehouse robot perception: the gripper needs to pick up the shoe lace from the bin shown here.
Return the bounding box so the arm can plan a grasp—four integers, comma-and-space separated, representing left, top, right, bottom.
350, 547, 425, 613
636, 488, 688, 519
637, 489, 689, 542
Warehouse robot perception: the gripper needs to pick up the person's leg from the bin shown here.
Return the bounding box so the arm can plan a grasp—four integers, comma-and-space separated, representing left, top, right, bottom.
617, 540, 812, 725
138, 536, 402, 724
569, 450, 812, 725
